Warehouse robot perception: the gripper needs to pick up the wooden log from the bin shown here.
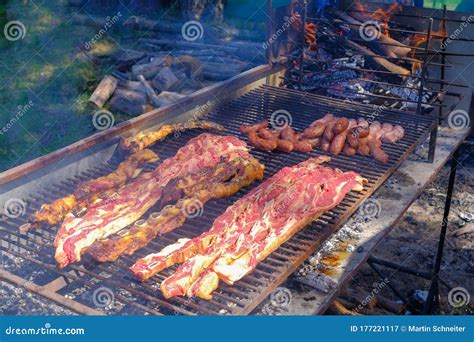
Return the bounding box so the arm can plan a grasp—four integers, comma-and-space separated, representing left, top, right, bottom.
344, 38, 411, 77
109, 88, 148, 116
332, 10, 411, 59
154, 91, 186, 106
117, 79, 147, 93
88, 75, 118, 108
326, 301, 363, 315
454, 223, 474, 237
131, 55, 173, 80
115, 49, 146, 71
137, 75, 162, 108
151, 67, 184, 92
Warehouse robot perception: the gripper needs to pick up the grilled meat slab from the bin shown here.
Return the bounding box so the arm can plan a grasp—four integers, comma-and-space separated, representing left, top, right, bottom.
54, 134, 250, 268
131, 156, 366, 300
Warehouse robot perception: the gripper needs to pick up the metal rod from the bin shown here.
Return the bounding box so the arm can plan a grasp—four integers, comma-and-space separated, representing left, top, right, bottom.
266, 0, 273, 67
298, 0, 308, 89
423, 148, 459, 314
345, 9, 472, 25
417, 19, 433, 115
368, 256, 433, 280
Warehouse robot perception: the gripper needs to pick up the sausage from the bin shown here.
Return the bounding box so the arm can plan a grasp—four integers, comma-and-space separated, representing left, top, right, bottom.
347, 126, 370, 148
321, 138, 331, 152
357, 118, 369, 128
357, 144, 370, 156
310, 113, 334, 127
247, 130, 277, 151
293, 140, 313, 153
333, 118, 350, 134
343, 144, 357, 156
307, 137, 321, 148
330, 119, 356, 156
303, 122, 325, 138
276, 139, 294, 153
240, 120, 268, 134
323, 119, 337, 141
280, 127, 296, 141
369, 140, 389, 163
381, 125, 405, 144
258, 128, 277, 140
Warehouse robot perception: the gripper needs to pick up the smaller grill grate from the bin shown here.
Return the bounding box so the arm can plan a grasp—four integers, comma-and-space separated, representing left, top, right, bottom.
0, 85, 436, 315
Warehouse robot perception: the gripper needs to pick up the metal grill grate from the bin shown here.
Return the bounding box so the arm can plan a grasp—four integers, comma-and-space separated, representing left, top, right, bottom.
0, 85, 436, 315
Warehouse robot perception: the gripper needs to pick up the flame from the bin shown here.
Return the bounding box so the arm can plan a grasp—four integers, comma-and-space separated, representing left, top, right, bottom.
305, 22, 317, 49
410, 24, 447, 74
353, 0, 401, 37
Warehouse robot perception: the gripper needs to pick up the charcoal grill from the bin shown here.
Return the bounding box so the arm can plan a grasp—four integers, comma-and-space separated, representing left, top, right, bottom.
0, 84, 437, 315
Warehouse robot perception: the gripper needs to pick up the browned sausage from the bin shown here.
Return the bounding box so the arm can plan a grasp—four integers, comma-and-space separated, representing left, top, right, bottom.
330, 119, 356, 156
333, 118, 350, 134
303, 122, 325, 138
247, 130, 277, 151
321, 138, 331, 152
343, 144, 357, 156
240, 120, 269, 134
357, 144, 370, 156
323, 119, 337, 141
280, 127, 296, 141
369, 141, 389, 163
307, 137, 321, 148
276, 139, 294, 153
258, 128, 277, 140
293, 140, 313, 153
310, 113, 334, 127
357, 118, 369, 128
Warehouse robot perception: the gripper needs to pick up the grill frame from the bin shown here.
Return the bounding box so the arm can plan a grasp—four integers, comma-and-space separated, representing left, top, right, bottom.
0, 85, 436, 315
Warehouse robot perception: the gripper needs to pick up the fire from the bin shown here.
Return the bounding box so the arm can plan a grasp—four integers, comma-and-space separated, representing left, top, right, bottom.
353, 0, 402, 37
409, 25, 447, 74
305, 22, 317, 49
